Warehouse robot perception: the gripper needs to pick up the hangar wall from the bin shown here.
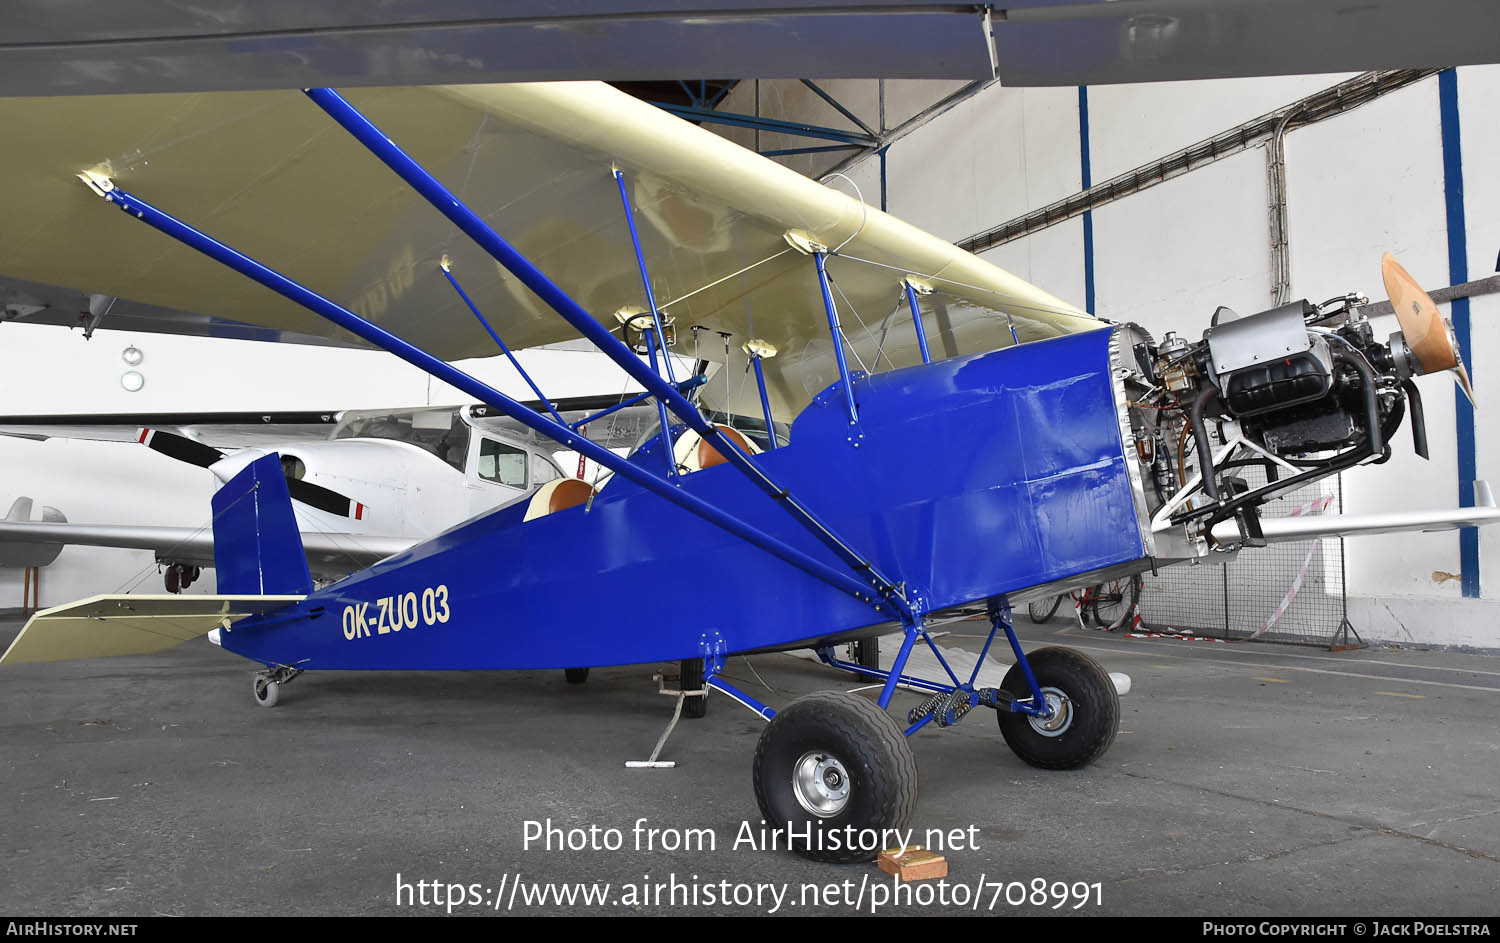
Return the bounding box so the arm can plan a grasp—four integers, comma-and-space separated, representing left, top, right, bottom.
718, 69, 1500, 648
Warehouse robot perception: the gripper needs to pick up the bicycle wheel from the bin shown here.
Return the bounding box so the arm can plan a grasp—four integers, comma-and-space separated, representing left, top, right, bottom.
1026, 594, 1064, 624
1086, 575, 1142, 631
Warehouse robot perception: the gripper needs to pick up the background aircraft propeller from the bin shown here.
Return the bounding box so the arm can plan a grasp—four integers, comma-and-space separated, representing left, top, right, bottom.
138, 428, 363, 518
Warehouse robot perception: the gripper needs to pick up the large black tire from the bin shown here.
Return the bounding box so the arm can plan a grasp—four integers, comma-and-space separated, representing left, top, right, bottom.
1026, 595, 1064, 624
564, 667, 590, 685
996, 647, 1119, 770
852, 637, 880, 681
753, 692, 917, 864
680, 658, 707, 719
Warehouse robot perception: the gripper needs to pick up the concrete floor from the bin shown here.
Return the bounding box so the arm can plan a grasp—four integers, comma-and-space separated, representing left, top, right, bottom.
1, 612, 1497, 917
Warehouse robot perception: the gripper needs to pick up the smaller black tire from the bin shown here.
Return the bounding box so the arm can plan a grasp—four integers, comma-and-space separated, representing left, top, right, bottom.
996, 647, 1119, 770
753, 692, 917, 864
564, 667, 590, 685
680, 658, 707, 719
852, 637, 880, 681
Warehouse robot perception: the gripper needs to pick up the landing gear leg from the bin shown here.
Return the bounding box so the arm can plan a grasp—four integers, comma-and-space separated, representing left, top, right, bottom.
252, 666, 302, 708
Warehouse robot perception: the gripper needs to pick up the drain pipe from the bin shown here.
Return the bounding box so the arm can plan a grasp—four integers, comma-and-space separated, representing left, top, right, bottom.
1267, 107, 1304, 306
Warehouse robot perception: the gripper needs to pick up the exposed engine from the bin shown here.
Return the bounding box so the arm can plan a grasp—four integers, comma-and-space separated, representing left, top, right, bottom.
1122, 254, 1471, 548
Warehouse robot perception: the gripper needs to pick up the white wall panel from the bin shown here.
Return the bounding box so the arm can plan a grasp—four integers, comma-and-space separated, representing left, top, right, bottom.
1092, 148, 1273, 338
1089, 73, 1355, 181
1284, 76, 1464, 599
0, 323, 639, 415
977, 218, 1086, 315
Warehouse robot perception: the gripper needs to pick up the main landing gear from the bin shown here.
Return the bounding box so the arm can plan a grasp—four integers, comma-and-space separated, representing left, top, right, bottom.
711, 596, 1121, 863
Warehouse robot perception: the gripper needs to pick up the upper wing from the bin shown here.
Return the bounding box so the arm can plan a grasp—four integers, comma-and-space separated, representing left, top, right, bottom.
0, 593, 303, 665
0, 82, 1093, 417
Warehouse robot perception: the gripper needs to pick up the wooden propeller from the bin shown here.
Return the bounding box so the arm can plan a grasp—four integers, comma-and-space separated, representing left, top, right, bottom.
1381, 252, 1475, 406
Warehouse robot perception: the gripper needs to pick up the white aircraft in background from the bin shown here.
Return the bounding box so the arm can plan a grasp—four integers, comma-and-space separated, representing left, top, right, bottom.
0, 393, 753, 590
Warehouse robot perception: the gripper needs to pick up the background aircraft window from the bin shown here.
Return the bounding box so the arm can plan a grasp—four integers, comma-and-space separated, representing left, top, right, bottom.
532, 455, 564, 486
333, 407, 469, 472
479, 439, 528, 489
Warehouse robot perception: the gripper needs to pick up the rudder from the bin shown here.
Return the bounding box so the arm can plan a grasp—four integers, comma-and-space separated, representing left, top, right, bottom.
211, 453, 312, 595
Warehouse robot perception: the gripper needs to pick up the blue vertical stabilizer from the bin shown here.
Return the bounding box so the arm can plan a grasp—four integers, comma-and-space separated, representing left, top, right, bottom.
211, 454, 312, 595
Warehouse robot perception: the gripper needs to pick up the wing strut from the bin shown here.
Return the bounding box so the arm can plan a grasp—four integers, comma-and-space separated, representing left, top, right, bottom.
299, 86, 917, 624
439, 258, 565, 426
612, 165, 679, 481
79, 177, 892, 618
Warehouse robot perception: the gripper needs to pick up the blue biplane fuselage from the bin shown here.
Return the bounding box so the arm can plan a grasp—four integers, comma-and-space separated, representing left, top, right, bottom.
217, 326, 1148, 672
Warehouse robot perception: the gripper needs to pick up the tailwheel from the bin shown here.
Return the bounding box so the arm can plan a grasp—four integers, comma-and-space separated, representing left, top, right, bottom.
564, 667, 590, 685
252, 674, 279, 708
680, 658, 707, 719
252, 667, 301, 708
753, 692, 917, 863
996, 647, 1119, 770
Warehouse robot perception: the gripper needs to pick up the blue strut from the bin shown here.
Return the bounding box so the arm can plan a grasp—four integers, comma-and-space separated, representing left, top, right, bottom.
813, 251, 859, 427
441, 264, 565, 425
303, 86, 914, 624
902, 280, 934, 366
750, 354, 778, 450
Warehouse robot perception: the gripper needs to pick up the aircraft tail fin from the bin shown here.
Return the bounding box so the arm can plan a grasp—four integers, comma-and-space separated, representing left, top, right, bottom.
212, 453, 313, 595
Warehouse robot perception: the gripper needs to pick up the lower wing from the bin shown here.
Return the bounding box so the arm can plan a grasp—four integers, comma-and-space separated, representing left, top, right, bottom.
0, 594, 303, 666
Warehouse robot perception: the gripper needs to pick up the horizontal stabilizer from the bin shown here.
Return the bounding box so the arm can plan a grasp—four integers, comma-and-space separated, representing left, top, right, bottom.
0, 496, 66, 567
0, 594, 302, 666
1211, 494, 1500, 546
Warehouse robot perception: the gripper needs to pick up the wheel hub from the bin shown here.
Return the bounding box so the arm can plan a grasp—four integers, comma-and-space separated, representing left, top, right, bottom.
792, 751, 851, 817
1026, 687, 1074, 737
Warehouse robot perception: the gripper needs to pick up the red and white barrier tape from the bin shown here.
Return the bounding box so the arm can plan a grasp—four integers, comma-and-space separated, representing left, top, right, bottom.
1241, 493, 1336, 641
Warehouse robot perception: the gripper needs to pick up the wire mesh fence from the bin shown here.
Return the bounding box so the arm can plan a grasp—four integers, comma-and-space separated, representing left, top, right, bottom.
1139, 472, 1357, 648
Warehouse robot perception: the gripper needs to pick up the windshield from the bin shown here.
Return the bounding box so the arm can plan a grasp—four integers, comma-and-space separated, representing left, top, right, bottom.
332, 407, 470, 471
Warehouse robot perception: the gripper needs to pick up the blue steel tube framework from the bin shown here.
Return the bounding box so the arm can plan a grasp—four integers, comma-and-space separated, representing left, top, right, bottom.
990, 598, 1050, 717
902, 280, 933, 365
813, 251, 860, 426
875, 627, 922, 709
86, 180, 885, 611
302, 87, 914, 623
750, 355, 778, 450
